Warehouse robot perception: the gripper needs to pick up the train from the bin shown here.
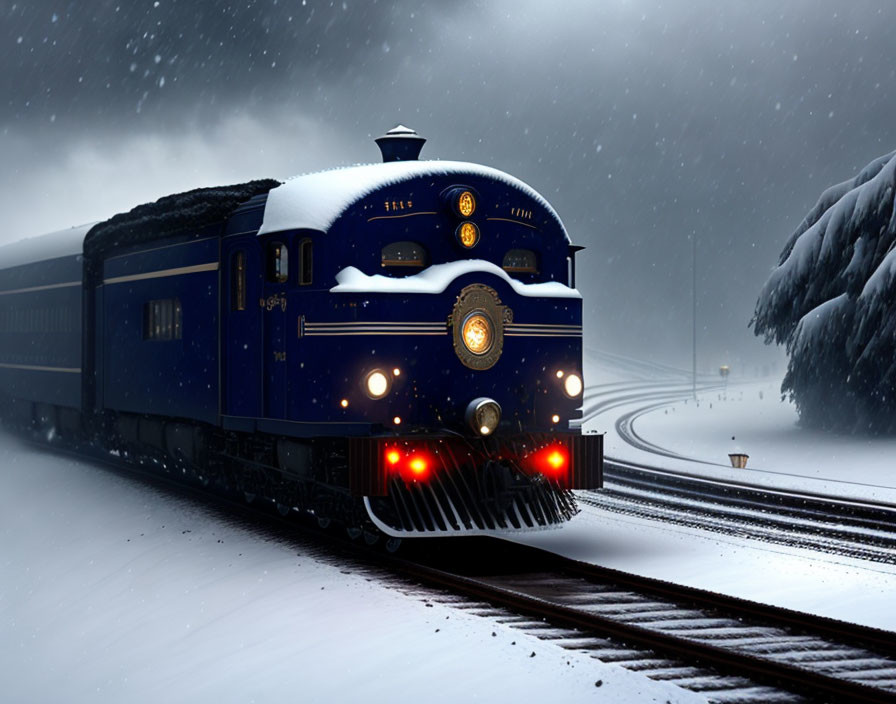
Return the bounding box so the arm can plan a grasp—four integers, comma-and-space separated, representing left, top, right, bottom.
0, 126, 602, 547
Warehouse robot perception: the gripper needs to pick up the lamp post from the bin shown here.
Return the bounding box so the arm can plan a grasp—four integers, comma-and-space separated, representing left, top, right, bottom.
692, 230, 697, 401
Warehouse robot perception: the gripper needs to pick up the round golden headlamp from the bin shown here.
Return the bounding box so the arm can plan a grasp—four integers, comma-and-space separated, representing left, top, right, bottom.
461, 312, 494, 356
457, 190, 476, 217
456, 221, 480, 249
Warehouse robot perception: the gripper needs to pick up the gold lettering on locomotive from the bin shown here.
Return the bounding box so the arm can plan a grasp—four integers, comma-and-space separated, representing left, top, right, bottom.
260, 294, 287, 312
510, 207, 534, 221
383, 199, 414, 213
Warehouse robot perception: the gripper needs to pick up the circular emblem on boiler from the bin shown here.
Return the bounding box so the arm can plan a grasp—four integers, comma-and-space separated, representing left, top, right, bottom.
449, 284, 512, 370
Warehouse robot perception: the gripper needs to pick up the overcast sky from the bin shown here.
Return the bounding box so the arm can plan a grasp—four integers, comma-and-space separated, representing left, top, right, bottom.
3, 1, 896, 371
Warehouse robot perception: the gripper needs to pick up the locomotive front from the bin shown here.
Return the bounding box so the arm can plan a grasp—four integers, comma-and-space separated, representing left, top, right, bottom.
256, 127, 603, 536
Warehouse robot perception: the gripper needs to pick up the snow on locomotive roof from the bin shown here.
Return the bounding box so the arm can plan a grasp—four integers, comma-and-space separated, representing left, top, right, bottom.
331, 260, 581, 299
258, 160, 569, 239
0, 222, 95, 270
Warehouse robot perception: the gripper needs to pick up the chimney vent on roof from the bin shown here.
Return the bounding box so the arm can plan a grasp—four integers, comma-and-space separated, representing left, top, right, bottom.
375, 125, 426, 162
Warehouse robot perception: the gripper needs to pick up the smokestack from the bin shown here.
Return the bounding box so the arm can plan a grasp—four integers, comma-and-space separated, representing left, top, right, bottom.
375, 125, 426, 162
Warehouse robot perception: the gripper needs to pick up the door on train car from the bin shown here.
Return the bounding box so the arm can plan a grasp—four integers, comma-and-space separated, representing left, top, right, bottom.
259, 236, 291, 419
222, 237, 263, 418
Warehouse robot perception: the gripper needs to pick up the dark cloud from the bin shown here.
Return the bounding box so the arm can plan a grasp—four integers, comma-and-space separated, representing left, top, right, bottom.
3, 0, 896, 370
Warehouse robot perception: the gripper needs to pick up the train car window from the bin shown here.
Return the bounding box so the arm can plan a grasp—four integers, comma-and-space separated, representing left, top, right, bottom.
502, 249, 538, 273
143, 298, 183, 340
267, 242, 289, 283
231, 251, 247, 311
381, 241, 428, 267
299, 238, 313, 285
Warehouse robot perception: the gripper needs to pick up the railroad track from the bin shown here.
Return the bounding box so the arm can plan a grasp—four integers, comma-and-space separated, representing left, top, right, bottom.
581, 460, 896, 565
393, 542, 896, 703
18, 432, 896, 703
576, 368, 896, 564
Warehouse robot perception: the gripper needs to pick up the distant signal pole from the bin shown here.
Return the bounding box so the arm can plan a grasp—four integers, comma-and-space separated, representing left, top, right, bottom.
692, 230, 697, 400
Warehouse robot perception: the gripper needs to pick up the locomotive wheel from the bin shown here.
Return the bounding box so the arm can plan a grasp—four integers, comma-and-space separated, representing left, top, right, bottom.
316, 516, 331, 529
345, 526, 362, 540
276, 502, 291, 517
384, 537, 402, 553
243, 491, 257, 504
362, 530, 380, 546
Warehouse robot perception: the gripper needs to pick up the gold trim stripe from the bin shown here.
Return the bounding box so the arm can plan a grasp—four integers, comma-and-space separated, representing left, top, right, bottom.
0, 281, 81, 296
367, 211, 438, 222
506, 322, 582, 329
0, 362, 81, 373
104, 261, 219, 285
305, 331, 447, 337
305, 328, 445, 333
305, 320, 445, 327
104, 236, 218, 262
485, 217, 539, 230
505, 332, 581, 338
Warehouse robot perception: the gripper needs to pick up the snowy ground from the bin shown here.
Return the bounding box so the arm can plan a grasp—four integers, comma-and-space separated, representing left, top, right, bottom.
517, 349, 896, 631
0, 433, 700, 704
620, 380, 896, 504
5, 351, 896, 702
513, 501, 896, 631
580, 348, 896, 505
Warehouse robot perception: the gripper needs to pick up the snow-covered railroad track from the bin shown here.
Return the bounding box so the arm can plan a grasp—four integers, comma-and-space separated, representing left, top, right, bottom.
394, 547, 896, 704
584, 460, 896, 564
21, 434, 896, 703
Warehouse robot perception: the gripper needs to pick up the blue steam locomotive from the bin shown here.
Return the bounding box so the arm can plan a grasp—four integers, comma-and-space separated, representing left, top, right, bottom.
0, 126, 602, 542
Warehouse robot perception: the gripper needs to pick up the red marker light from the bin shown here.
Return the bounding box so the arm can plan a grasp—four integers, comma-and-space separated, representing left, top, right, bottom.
524, 443, 569, 481
384, 446, 435, 483
401, 452, 431, 482
547, 450, 565, 470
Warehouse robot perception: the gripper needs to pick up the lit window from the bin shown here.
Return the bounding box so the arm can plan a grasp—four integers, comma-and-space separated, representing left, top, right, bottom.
267, 242, 288, 283
502, 249, 538, 273
143, 298, 182, 340
381, 241, 428, 267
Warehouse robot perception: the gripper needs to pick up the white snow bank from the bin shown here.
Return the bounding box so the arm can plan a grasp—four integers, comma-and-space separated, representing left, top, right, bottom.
0, 223, 94, 270
583, 356, 896, 504
0, 434, 699, 704
331, 261, 581, 298
258, 160, 568, 239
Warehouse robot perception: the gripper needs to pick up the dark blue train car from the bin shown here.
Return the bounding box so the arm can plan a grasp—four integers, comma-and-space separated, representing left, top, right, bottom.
0, 225, 90, 433
0, 127, 602, 543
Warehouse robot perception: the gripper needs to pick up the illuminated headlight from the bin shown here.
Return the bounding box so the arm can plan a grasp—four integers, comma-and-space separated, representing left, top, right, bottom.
455, 221, 480, 249
465, 397, 502, 436
563, 373, 583, 398
461, 312, 493, 355
458, 190, 476, 217
364, 370, 391, 399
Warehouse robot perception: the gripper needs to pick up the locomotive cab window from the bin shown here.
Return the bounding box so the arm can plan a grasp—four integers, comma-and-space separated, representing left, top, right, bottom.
381, 241, 428, 268
502, 248, 538, 274
144, 298, 182, 340
231, 251, 247, 311
267, 242, 289, 283
299, 238, 313, 285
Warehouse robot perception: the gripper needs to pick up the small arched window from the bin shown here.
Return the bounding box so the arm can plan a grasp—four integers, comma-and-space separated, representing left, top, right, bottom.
299, 238, 313, 285
502, 249, 538, 273
267, 242, 288, 283
381, 241, 428, 268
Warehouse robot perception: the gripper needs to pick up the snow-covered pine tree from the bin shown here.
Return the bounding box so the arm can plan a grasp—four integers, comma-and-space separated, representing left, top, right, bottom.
752, 149, 896, 432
